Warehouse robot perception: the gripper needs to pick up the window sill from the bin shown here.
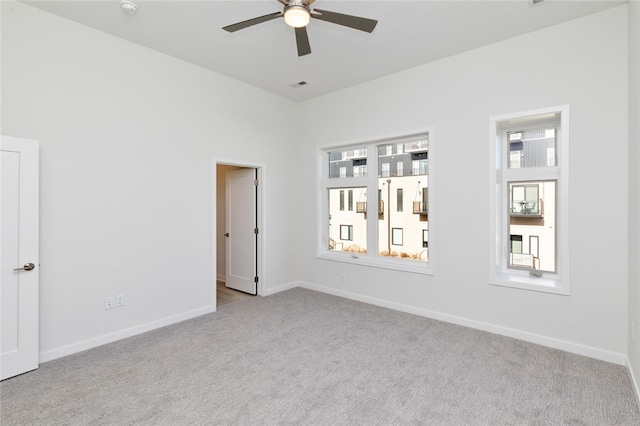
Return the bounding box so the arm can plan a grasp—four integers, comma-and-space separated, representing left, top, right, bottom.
491, 270, 569, 295
317, 251, 433, 276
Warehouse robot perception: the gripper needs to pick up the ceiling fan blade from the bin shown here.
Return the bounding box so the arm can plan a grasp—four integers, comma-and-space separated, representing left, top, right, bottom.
295, 27, 311, 57
222, 12, 282, 33
312, 9, 377, 33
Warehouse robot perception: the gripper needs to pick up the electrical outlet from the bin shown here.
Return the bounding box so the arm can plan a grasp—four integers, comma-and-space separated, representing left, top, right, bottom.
115, 294, 125, 307
104, 297, 114, 310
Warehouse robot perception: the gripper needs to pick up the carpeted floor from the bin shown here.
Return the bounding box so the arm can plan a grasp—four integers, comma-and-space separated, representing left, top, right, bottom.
1, 287, 639, 425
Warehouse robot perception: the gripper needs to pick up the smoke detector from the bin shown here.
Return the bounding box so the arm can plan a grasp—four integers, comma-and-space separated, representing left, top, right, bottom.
120, 0, 138, 15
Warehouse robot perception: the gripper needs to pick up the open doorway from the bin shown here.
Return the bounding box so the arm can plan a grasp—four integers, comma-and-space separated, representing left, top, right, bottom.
215, 163, 262, 307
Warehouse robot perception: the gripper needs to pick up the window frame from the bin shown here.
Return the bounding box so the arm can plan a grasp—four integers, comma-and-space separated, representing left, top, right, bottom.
317, 131, 434, 275
489, 106, 570, 295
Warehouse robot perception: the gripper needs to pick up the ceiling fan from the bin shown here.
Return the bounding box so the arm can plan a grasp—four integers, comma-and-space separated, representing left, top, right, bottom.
222, 0, 378, 57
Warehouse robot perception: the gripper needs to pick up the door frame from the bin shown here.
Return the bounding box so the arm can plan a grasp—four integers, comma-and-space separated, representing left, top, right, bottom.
211, 158, 265, 307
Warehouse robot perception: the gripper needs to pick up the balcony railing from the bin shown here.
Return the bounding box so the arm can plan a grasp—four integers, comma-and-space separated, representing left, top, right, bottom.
356, 201, 384, 214
510, 200, 543, 218
412, 201, 428, 215
509, 253, 540, 270
404, 140, 428, 152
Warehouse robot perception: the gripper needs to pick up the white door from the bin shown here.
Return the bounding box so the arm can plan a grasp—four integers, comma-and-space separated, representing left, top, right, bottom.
1, 136, 39, 380
225, 168, 257, 295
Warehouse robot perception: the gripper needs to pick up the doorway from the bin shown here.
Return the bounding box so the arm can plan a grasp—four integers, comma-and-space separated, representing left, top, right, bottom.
214, 162, 262, 307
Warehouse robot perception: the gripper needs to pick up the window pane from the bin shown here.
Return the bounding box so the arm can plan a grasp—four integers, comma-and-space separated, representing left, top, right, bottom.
381, 163, 390, 177
507, 128, 556, 168
508, 180, 556, 272
329, 147, 368, 178
328, 188, 367, 254
377, 139, 429, 261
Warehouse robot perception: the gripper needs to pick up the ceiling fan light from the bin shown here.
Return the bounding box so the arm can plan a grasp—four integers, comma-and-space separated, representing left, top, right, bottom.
284, 6, 310, 28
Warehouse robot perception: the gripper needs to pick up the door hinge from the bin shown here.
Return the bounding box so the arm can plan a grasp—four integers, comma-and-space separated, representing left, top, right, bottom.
253, 179, 259, 186
254, 276, 259, 283
254, 228, 259, 234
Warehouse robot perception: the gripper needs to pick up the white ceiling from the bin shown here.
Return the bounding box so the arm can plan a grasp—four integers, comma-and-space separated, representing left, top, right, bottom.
22, 0, 624, 102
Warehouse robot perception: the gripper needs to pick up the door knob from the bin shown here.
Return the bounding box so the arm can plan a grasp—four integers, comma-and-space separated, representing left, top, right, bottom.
224, 233, 229, 237
13, 263, 35, 271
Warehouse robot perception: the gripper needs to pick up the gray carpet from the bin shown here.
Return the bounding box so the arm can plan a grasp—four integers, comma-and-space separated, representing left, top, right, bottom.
1, 287, 639, 425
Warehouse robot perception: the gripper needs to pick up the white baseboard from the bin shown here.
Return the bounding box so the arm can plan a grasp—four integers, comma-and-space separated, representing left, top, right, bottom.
297, 281, 627, 365
39, 305, 216, 363
262, 281, 299, 296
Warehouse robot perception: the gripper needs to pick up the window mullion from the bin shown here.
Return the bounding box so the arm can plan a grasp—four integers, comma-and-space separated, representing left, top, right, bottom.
367, 143, 378, 258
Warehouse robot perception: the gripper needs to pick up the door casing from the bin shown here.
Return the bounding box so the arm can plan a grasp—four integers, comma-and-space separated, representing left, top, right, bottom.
212, 159, 265, 306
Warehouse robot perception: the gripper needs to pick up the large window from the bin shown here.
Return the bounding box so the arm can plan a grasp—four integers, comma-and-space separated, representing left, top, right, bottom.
490, 107, 569, 294
320, 134, 432, 274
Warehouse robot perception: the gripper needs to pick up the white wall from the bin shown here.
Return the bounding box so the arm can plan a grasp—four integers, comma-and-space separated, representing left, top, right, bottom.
1, 2, 298, 360
2, 1, 635, 370
628, 0, 640, 397
298, 6, 629, 362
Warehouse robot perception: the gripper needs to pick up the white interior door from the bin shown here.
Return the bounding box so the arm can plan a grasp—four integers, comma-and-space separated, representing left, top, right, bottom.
1, 136, 39, 380
225, 168, 256, 295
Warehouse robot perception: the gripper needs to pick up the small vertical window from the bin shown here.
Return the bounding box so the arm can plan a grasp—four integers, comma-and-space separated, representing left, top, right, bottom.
397, 188, 403, 212
490, 106, 569, 295
348, 190, 353, 211
339, 190, 345, 211
381, 163, 390, 178
510, 235, 523, 254
340, 225, 353, 241
392, 228, 403, 246
530, 235, 539, 258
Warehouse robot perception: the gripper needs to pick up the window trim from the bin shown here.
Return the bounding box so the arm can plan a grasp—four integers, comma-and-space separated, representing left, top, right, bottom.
489, 106, 570, 295
317, 130, 434, 276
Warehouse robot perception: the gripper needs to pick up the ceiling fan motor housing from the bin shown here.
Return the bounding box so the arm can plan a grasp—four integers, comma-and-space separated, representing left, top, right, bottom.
283, 1, 311, 28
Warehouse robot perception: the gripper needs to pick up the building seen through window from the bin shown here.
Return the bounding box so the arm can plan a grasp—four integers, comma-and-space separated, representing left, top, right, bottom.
326, 136, 429, 263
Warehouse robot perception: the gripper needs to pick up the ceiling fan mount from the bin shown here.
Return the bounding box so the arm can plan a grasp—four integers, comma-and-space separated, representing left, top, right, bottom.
222, 0, 378, 57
